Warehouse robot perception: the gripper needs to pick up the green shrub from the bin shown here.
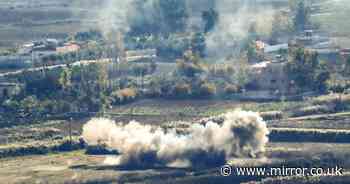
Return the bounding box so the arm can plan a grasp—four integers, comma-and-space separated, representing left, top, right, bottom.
85, 145, 118, 155
224, 84, 240, 94
111, 88, 138, 104
269, 128, 350, 143
210, 65, 234, 78
260, 111, 283, 120
291, 105, 335, 117
172, 83, 192, 98
312, 94, 350, 105
199, 82, 217, 97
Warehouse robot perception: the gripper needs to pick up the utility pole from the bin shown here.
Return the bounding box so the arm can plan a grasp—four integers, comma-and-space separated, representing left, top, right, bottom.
69, 117, 73, 145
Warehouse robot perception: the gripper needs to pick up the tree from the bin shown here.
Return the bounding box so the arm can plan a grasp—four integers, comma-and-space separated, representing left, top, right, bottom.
293, 1, 310, 32
199, 82, 217, 97
202, 8, 218, 33
314, 61, 330, 93
191, 32, 206, 57
129, 0, 188, 35
19, 95, 42, 118
286, 48, 330, 92
270, 12, 293, 44
59, 67, 72, 92
83, 63, 108, 92
132, 64, 149, 89
176, 50, 206, 78
247, 40, 258, 63
346, 57, 350, 75
158, 0, 188, 33
173, 83, 191, 98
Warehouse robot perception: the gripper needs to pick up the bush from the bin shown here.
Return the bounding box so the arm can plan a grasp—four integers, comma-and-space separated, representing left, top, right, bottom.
111, 88, 138, 104
144, 88, 162, 98
269, 128, 350, 143
209, 65, 234, 78
312, 94, 350, 105
199, 82, 217, 97
85, 145, 118, 155
260, 111, 283, 120
291, 105, 335, 117
224, 84, 240, 94
172, 83, 192, 98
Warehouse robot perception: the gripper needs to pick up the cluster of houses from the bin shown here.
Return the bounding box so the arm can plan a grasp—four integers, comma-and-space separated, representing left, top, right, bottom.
18, 38, 80, 58
0, 78, 21, 99
249, 29, 348, 97
0, 38, 81, 98
0, 38, 81, 68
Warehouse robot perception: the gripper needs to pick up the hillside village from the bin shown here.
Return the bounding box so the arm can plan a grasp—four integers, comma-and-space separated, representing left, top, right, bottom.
1, 27, 348, 102
1, 1, 350, 183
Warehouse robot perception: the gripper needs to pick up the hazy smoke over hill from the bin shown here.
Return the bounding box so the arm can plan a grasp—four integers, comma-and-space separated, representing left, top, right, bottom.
97, 0, 134, 36
205, 0, 276, 58
82, 110, 269, 168
95, 0, 277, 59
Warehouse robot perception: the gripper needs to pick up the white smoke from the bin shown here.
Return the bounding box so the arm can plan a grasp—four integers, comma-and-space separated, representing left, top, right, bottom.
97, 0, 134, 36
205, 0, 277, 59
93, 0, 277, 56
82, 110, 269, 168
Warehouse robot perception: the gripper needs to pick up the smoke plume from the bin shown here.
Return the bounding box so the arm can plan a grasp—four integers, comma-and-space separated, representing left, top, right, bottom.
205, 0, 277, 59
82, 110, 269, 168
97, 0, 134, 36
93, 0, 277, 58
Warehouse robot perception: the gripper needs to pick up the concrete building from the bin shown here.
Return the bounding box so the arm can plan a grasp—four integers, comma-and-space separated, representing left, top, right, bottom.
264, 43, 289, 54
56, 43, 80, 54
250, 60, 296, 95
125, 49, 157, 62
0, 82, 21, 98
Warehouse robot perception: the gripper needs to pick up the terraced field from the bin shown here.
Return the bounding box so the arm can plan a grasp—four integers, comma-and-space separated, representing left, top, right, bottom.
1, 98, 350, 183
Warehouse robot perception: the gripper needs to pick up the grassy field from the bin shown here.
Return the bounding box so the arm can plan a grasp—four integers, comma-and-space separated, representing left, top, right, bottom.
312, 0, 350, 46
0, 97, 350, 183
0, 0, 100, 48
1, 142, 350, 184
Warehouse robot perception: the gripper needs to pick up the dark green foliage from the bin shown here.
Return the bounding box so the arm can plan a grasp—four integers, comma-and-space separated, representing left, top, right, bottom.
247, 40, 259, 63
2, 62, 112, 122
159, 0, 188, 33
198, 82, 217, 97
286, 48, 330, 93
172, 83, 192, 98
293, 1, 310, 32
269, 128, 350, 143
202, 8, 219, 33
111, 88, 138, 104
260, 111, 283, 121
191, 32, 206, 57
85, 145, 118, 155
0, 139, 85, 158
291, 105, 335, 117
158, 36, 191, 59
74, 30, 103, 42
129, 0, 188, 35
224, 84, 240, 94
346, 56, 350, 74
176, 50, 206, 78
19, 70, 61, 97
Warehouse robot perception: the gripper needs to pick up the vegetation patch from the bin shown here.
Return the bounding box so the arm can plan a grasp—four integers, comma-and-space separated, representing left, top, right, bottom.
269, 128, 350, 143
0, 137, 85, 158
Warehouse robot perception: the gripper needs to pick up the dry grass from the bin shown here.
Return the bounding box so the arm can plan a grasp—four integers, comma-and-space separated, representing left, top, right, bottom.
312, 94, 350, 105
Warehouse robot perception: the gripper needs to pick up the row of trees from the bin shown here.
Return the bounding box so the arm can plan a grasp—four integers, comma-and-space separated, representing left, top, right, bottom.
286, 47, 330, 93
129, 0, 188, 35
0, 46, 337, 123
